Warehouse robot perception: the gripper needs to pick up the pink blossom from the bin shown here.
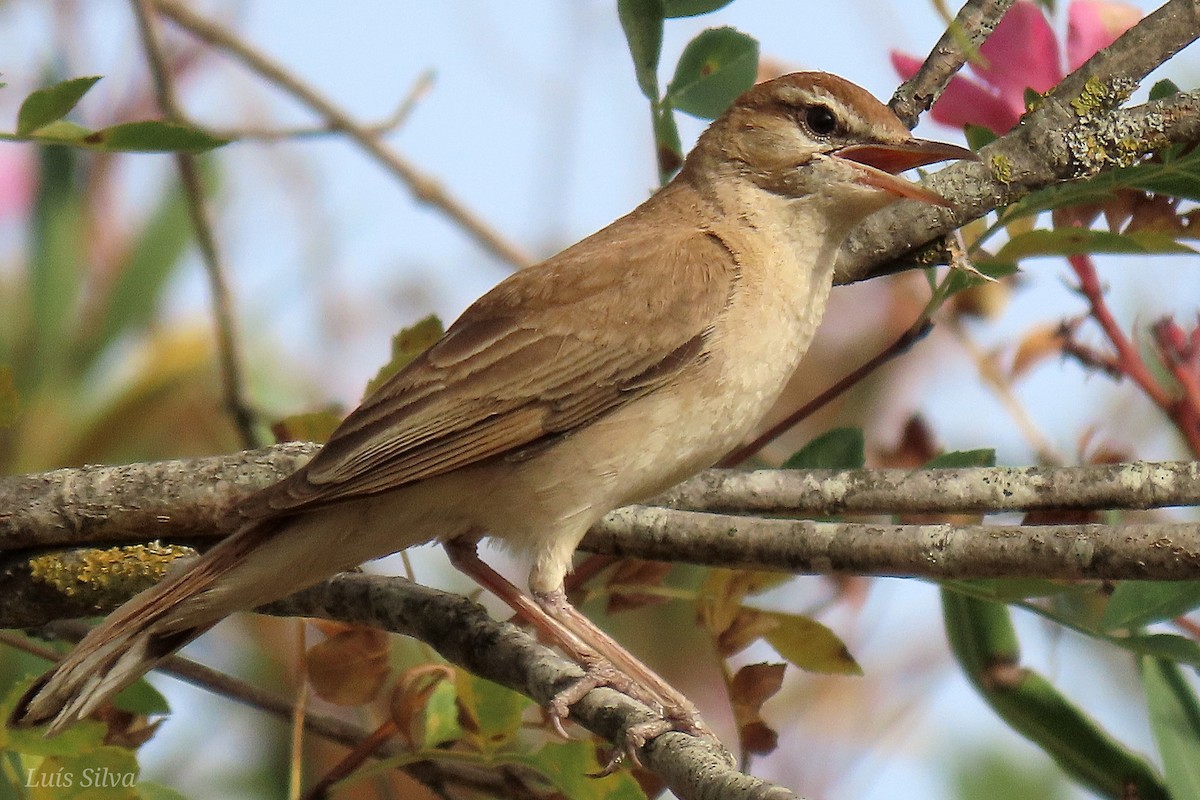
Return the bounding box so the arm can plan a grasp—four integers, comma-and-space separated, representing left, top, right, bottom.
892, 0, 1141, 134
0, 147, 33, 220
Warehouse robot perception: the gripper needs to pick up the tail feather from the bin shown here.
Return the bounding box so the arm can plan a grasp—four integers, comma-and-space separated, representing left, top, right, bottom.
10, 517, 286, 735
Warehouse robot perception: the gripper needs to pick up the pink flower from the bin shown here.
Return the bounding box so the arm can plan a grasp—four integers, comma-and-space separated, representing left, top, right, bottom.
0, 147, 33, 220
892, 0, 1141, 134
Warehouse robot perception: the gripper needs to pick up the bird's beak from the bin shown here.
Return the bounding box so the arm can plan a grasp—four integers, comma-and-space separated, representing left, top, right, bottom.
832, 139, 976, 207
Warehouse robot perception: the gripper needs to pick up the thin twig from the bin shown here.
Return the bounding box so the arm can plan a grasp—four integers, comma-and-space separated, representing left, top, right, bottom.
718, 318, 934, 467
1069, 253, 1200, 455
0, 626, 556, 799
891, 0, 1017, 127
210, 69, 436, 143
150, 0, 532, 270
1152, 317, 1200, 454
131, 0, 260, 448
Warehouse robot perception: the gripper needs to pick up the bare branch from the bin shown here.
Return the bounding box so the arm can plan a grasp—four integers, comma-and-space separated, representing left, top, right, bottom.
148, 0, 532, 270
131, 0, 259, 447
3, 449, 1198, 552
655, 460, 1200, 516
890, 0, 1017, 127
210, 70, 437, 143
588, 507, 1200, 581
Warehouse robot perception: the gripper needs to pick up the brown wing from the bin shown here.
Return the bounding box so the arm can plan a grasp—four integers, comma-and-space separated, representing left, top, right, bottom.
246, 221, 740, 516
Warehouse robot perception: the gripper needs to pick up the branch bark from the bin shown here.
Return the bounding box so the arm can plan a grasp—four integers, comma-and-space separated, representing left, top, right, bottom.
889, 0, 1016, 127
3, 447, 1198, 551
2, 448, 1198, 629
267, 574, 800, 800
838, 0, 1200, 284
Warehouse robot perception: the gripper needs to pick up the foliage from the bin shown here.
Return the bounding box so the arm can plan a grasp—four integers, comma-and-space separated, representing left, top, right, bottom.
2, 2, 1200, 800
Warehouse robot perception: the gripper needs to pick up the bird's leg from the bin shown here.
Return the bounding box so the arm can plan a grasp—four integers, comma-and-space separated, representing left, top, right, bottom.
443, 538, 717, 761
532, 587, 712, 740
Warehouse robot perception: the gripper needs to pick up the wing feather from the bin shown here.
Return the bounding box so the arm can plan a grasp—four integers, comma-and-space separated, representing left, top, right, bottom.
244, 222, 740, 516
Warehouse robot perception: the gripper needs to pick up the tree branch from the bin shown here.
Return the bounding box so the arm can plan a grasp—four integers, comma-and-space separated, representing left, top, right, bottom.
7, 583, 797, 800
147, 0, 532, 270
587, 507, 1200, 581
132, 0, 260, 447
2, 451, 1198, 628
266, 574, 799, 800
889, 0, 1016, 127
3, 447, 1196, 552
838, 0, 1200, 284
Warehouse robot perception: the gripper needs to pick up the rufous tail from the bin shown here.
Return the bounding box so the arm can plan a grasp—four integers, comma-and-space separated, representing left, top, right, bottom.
9, 517, 285, 736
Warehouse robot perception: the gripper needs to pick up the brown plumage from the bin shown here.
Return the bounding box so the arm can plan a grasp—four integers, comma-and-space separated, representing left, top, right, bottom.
11, 72, 970, 738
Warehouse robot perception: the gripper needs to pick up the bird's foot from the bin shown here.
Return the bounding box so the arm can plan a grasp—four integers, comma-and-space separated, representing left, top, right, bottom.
547, 656, 730, 774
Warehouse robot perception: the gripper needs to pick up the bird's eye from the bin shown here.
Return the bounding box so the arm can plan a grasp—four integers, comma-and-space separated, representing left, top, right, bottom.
804, 105, 839, 137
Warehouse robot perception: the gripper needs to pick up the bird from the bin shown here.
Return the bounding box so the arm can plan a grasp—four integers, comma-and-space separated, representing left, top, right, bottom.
11, 71, 971, 743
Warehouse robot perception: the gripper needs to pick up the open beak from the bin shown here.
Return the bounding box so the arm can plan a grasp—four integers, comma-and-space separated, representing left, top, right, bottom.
832, 139, 976, 207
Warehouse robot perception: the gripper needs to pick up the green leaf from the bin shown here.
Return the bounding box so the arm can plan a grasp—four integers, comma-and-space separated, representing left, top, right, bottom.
363, 315, 444, 399
924, 449, 996, 469
112, 678, 169, 717
138, 783, 191, 800
618, 0, 664, 101
952, 749, 1069, 800
939, 259, 1019, 298
663, 0, 735, 16
963, 123, 997, 152
455, 670, 531, 754
942, 590, 1169, 800
666, 27, 759, 119
996, 228, 1195, 262
652, 103, 683, 183
28, 144, 86, 388
783, 427, 865, 469
30, 747, 141, 799
419, 678, 463, 749
16, 76, 101, 136
1102, 581, 1200, 630
23, 119, 92, 144
515, 740, 645, 800
1150, 79, 1181, 101
85, 121, 228, 153
947, 578, 1085, 602
1116, 633, 1200, 668
762, 611, 862, 675
272, 406, 344, 444
1142, 657, 1200, 800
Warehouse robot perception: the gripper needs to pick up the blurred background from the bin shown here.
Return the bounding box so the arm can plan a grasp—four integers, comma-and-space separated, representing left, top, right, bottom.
0, 2, 1197, 799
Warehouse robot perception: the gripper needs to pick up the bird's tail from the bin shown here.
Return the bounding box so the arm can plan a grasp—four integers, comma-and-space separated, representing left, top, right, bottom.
9, 517, 287, 736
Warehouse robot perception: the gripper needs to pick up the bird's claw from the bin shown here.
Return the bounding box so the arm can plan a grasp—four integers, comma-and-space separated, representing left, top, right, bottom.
547, 659, 732, 773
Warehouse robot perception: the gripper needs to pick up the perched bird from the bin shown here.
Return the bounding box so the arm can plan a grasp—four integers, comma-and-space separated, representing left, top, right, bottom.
12, 72, 971, 741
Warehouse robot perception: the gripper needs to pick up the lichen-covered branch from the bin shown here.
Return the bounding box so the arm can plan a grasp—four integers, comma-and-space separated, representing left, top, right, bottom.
2, 447, 1197, 551
838, 0, 1200, 284
586, 507, 1200, 581
656, 460, 1200, 516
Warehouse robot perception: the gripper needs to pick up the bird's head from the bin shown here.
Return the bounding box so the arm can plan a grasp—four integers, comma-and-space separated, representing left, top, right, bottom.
688, 71, 973, 215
